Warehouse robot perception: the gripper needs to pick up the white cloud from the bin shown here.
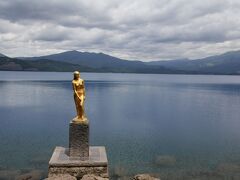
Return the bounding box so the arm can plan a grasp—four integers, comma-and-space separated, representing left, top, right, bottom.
0, 0, 240, 61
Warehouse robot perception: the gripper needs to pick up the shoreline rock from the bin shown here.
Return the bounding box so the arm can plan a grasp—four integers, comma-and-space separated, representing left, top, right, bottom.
44, 174, 77, 180
134, 174, 160, 180
154, 155, 176, 167
44, 173, 160, 180
15, 170, 43, 180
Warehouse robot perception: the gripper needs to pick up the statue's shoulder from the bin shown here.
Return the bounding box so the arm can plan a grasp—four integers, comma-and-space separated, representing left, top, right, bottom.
72, 79, 84, 85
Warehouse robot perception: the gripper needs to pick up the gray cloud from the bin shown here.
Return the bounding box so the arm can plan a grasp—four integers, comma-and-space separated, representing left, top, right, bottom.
0, 0, 240, 61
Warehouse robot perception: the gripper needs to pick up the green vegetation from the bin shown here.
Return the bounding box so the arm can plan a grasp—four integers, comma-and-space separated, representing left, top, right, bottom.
1, 50, 240, 74
0, 56, 185, 74
0, 57, 95, 72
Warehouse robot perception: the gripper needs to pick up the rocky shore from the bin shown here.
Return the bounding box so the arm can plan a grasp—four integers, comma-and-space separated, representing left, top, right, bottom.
0, 167, 160, 180
45, 174, 160, 180
1, 158, 240, 179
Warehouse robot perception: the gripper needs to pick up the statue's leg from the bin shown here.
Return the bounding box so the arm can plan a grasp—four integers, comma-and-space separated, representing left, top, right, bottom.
82, 99, 85, 118
74, 95, 81, 118
79, 95, 84, 119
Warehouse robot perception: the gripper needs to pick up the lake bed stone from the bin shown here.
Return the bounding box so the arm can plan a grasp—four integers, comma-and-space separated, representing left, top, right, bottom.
44, 174, 77, 180
15, 170, 43, 180
81, 174, 109, 180
134, 174, 161, 180
154, 155, 176, 167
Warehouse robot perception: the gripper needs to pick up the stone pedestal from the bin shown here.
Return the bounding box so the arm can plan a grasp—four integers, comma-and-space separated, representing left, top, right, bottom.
48, 117, 109, 179
48, 146, 108, 179
69, 119, 89, 158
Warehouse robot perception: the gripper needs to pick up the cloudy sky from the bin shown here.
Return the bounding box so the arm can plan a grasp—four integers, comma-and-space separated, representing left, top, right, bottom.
0, 0, 240, 61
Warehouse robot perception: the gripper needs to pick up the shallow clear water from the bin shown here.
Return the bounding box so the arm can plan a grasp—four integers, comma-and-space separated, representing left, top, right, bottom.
0, 71, 240, 179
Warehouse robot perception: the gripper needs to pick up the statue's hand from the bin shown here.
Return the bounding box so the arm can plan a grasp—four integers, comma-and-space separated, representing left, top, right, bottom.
80, 97, 84, 102
77, 94, 81, 101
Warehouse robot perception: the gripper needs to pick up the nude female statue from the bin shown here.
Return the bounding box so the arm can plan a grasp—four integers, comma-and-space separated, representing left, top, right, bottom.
72, 71, 86, 121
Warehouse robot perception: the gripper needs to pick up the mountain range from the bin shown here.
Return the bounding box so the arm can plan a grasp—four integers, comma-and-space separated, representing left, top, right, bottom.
0, 53, 6, 57
1, 50, 240, 74
147, 50, 240, 74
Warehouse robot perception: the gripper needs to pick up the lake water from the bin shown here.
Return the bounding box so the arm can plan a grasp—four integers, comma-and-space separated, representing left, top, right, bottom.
0, 71, 240, 179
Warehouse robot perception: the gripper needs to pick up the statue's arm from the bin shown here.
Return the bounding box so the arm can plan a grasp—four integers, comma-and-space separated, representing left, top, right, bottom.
72, 82, 81, 99
83, 80, 86, 99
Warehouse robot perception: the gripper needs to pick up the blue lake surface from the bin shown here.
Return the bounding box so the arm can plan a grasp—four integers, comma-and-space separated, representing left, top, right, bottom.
0, 71, 240, 179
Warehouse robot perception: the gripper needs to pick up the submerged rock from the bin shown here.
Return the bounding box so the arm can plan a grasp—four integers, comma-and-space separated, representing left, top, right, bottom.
45, 174, 77, 180
216, 163, 240, 173
81, 174, 109, 180
45, 174, 109, 180
15, 170, 43, 180
134, 174, 160, 180
0, 170, 21, 180
112, 165, 127, 178
154, 155, 176, 167
29, 156, 49, 168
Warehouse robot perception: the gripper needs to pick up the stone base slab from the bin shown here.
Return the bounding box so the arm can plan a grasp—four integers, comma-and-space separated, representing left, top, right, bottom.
48, 146, 108, 178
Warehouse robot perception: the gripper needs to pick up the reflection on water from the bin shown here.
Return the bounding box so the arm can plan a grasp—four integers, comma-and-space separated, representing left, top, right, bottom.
0, 71, 240, 179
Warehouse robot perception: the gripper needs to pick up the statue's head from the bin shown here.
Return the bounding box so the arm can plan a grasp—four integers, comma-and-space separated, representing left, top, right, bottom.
73, 71, 80, 80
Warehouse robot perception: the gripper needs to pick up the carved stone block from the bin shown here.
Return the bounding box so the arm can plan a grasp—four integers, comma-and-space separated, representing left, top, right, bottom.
69, 119, 89, 158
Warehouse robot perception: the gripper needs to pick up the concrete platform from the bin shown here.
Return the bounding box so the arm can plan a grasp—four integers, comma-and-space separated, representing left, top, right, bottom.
48, 146, 108, 178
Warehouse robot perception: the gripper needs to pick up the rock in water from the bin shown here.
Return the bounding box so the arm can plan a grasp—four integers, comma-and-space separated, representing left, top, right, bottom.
44, 174, 77, 180
216, 163, 240, 173
15, 170, 42, 180
155, 155, 176, 167
134, 174, 160, 180
81, 174, 109, 180
0, 170, 21, 180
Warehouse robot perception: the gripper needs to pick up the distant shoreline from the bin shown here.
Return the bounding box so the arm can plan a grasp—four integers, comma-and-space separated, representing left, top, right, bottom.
2, 50, 240, 75
0, 69, 240, 76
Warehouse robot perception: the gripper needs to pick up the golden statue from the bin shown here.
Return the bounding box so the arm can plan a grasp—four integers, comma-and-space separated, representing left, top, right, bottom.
72, 71, 86, 122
